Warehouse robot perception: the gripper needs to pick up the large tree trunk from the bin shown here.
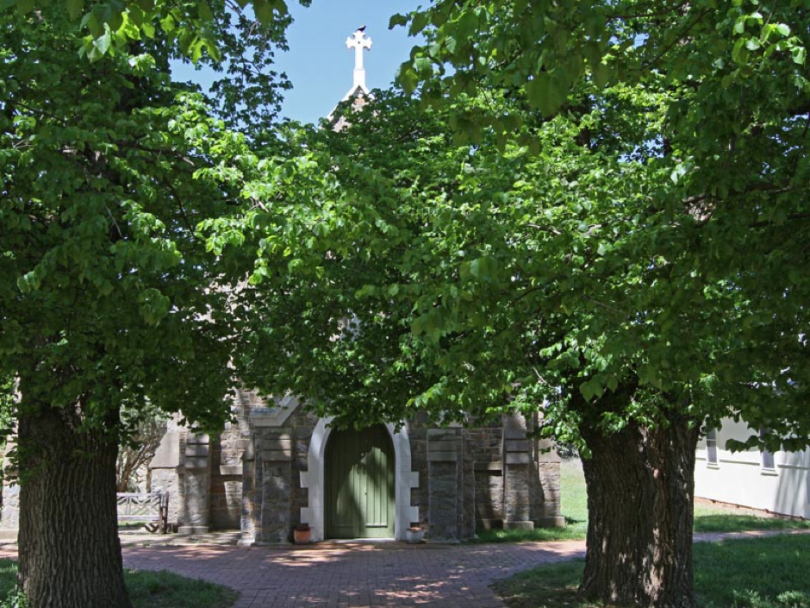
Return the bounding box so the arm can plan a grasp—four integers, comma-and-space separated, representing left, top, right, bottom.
17, 401, 132, 608
579, 414, 699, 608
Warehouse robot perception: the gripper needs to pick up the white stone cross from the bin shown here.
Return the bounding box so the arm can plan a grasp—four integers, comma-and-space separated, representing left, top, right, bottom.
346, 28, 372, 91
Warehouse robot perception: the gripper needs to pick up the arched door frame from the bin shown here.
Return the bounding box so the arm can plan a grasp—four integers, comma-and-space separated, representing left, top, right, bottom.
301, 418, 419, 541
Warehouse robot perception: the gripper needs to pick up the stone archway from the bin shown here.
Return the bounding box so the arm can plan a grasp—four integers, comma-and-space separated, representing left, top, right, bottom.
301, 418, 419, 541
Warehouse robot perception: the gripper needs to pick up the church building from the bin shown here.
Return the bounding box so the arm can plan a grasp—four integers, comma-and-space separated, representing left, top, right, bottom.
149, 28, 563, 544
0, 29, 564, 544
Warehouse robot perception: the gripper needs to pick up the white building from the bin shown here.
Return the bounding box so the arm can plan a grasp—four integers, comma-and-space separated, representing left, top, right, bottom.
695, 418, 810, 519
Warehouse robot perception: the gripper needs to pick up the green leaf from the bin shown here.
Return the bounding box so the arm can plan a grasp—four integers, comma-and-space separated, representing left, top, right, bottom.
92, 28, 112, 56
398, 66, 419, 95
16, 0, 34, 14
413, 56, 433, 76
592, 62, 610, 88
254, 0, 274, 25
469, 256, 498, 280
388, 13, 408, 29
66, 0, 83, 20
160, 13, 175, 33
409, 11, 429, 35
191, 39, 203, 63
197, 1, 213, 21
526, 72, 568, 116
792, 46, 806, 65
580, 379, 603, 401
731, 37, 748, 64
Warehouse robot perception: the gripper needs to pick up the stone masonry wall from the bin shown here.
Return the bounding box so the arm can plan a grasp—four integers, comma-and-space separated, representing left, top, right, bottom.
240, 394, 317, 544
210, 410, 251, 529
0, 439, 19, 534
179, 431, 212, 533
234, 395, 562, 542
464, 426, 505, 529
427, 428, 463, 540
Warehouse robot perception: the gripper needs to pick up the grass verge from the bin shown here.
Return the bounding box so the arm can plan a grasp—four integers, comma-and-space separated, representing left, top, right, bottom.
473, 459, 809, 544
0, 561, 238, 608
493, 534, 810, 608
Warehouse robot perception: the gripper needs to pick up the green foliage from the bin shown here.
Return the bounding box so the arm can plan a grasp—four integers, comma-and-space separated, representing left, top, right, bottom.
0, 0, 293, 465
270, 0, 810, 454
395, 0, 806, 119
215, 56, 809, 453
0, 589, 29, 608
0, 0, 311, 64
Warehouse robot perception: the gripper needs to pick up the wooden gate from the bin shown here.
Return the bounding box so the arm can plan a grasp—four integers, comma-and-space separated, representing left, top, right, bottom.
325, 424, 395, 539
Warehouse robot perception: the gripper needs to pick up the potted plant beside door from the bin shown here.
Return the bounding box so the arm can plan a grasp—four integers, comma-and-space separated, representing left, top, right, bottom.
405, 523, 424, 544
293, 523, 311, 544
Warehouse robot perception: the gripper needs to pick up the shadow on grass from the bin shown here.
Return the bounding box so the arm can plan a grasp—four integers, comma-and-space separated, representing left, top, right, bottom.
694, 514, 810, 534
493, 534, 810, 608
0, 560, 238, 608
470, 526, 585, 544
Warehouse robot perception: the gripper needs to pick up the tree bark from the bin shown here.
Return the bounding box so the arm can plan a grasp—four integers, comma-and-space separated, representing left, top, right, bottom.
17, 401, 132, 608
579, 413, 700, 608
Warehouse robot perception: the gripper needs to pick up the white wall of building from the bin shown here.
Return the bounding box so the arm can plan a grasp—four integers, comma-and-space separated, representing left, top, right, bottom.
695, 418, 810, 519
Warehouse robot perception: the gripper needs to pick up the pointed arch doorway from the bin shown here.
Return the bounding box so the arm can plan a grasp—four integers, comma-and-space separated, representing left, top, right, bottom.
325, 424, 395, 539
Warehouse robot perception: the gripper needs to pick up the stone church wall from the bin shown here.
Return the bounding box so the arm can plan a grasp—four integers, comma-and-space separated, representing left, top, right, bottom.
239, 398, 318, 544
157, 394, 563, 542
0, 389, 563, 541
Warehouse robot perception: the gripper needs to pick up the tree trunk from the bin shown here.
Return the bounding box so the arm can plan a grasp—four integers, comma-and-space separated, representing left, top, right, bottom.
17, 401, 132, 608
579, 414, 699, 608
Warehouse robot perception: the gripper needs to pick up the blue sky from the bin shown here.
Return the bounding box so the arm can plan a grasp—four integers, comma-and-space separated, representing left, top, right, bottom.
173, 1, 421, 125
277, 1, 421, 123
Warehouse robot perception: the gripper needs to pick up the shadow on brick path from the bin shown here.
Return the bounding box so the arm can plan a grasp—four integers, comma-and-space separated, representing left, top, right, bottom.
0, 530, 807, 607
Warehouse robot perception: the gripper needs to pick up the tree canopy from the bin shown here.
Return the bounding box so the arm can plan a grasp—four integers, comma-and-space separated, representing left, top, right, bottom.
1, 0, 808, 606
0, 4, 298, 605
191, 3, 809, 605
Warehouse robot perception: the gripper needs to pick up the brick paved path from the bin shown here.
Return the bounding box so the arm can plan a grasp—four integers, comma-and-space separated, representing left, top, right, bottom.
1, 530, 805, 608
121, 540, 586, 607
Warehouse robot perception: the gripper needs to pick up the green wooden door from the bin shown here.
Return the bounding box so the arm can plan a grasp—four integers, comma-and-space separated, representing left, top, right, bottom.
325, 424, 395, 539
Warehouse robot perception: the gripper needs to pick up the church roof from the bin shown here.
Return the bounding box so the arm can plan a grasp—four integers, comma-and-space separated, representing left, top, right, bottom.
327, 28, 373, 126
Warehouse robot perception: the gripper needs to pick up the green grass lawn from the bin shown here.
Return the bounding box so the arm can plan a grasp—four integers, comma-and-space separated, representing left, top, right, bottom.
493, 534, 810, 608
0, 562, 238, 608
474, 458, 809, 543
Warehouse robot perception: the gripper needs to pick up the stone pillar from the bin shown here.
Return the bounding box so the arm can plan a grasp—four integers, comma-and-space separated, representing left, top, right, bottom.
149, 431, 182, 526
503, 414, 534, 530
427, 428, 463, 541
534, 437, 565, 527
178, 432, 212, 534
210, 427, 249, 529
0, 439, 19, 539
258, 429, 293, 543
239, 438, 258, 545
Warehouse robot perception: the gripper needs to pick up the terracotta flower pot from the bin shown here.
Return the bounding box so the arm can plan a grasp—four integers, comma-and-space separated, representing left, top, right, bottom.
293, 525, 311, 544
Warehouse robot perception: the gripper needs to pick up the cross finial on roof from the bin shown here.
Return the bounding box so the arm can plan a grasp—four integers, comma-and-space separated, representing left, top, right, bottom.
346, 28, 372, 91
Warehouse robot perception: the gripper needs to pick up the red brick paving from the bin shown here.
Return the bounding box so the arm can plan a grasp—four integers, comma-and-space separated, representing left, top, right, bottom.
124, 540, 586, 607
1, 530, 806, 607
0, 540, 586, 607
